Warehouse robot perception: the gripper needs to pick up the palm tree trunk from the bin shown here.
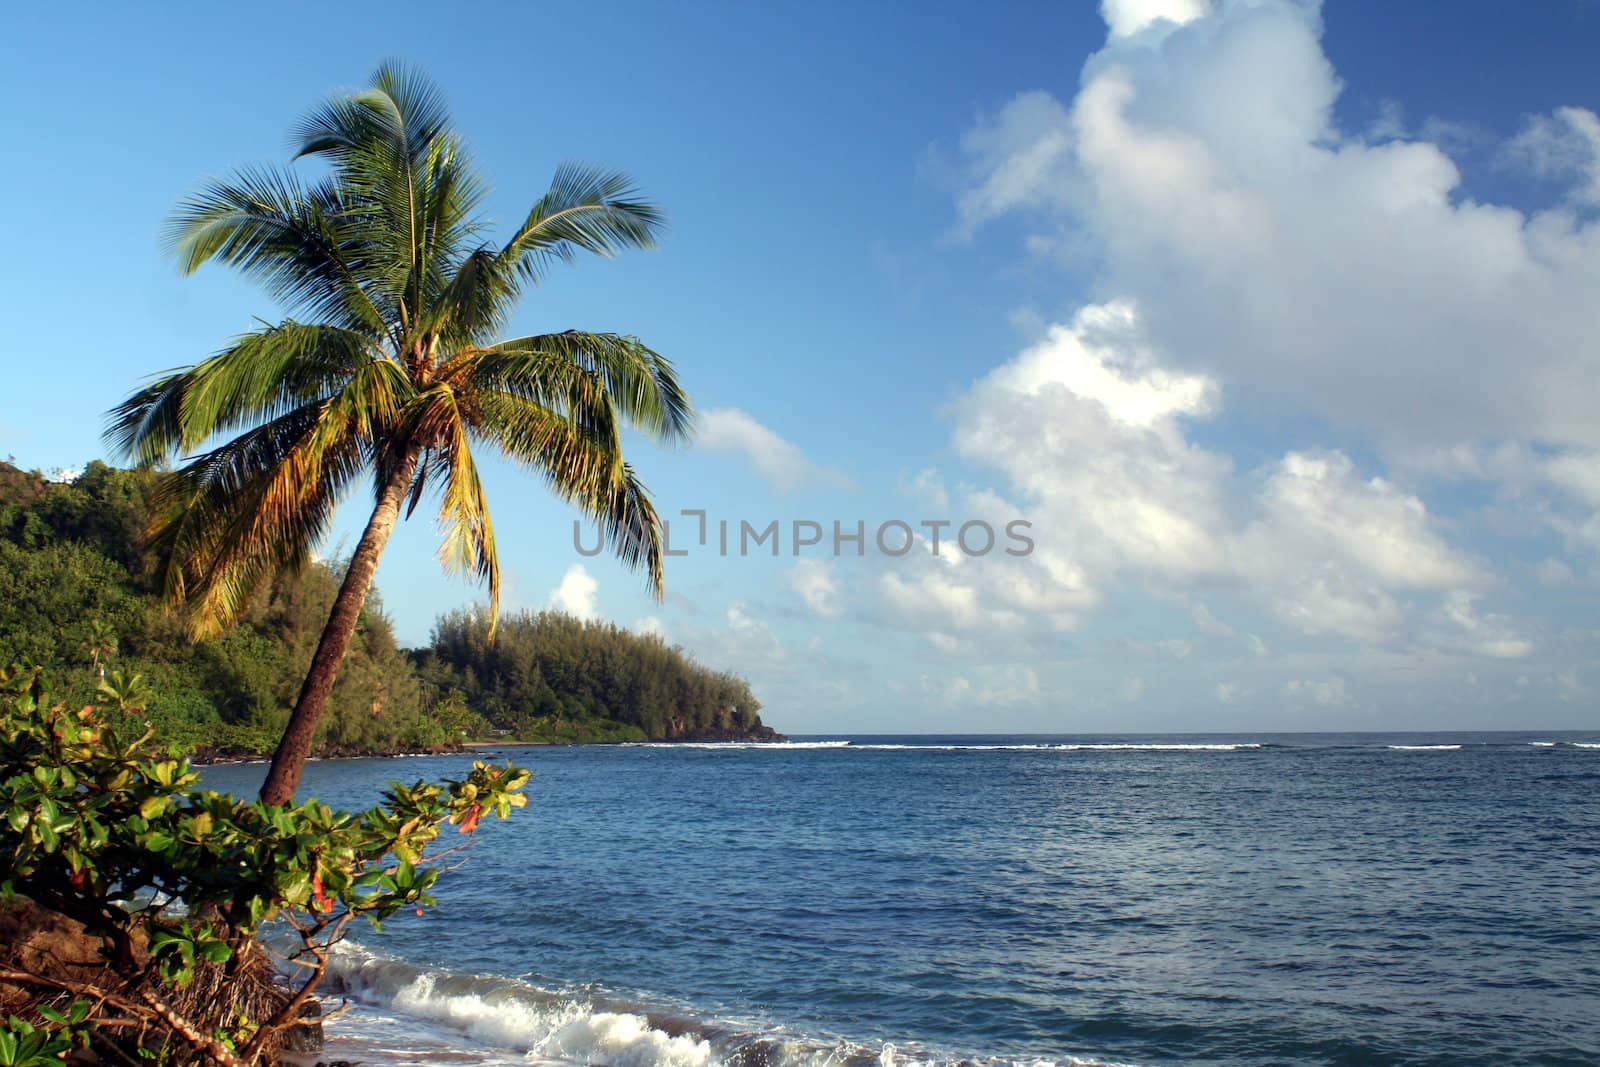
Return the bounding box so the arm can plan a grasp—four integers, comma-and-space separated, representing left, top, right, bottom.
259, 454, 418, 805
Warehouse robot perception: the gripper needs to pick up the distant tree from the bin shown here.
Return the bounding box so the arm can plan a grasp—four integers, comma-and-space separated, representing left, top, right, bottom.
106, 63, 691, 804
97, 669, 152, 714
81, 619, 118, 678
420, 608, 767, 742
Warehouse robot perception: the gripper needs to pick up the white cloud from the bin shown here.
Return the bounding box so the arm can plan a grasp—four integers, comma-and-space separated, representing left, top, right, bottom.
950, 300, 1482, 644
1239, 450, 1484, 642
1433, 592, 1534, 660
902, 467, 951, 511
1535, 558, 1575, 588
696, 408, 854, 493
956, 91, 1077, 236
1507, 105, 1600, 205
1390, 442, 1600, 560
901, 0, 1600, 687
1189, 602, 1236, 638
802, 282, 1509, 668
935, 665, 1042, 706
1283, 678, 1349, 707
634, 615, 666, 639
788, 559, 842, 619
880, 570, 988, 632
956, 0, 1600, 452
1215, 681, 1240, 704
548, 564, 601, 621
1101, 0, 1208, 39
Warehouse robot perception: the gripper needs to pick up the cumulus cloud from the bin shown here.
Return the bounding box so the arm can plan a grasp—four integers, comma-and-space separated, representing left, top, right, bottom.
891, 0, 1591, 683
548, 564, 601, 620
712, 0, 1590, 726
697, 408, 854, 493
950, 300, 1490, 645
1102, 0, 1208, 39
956, 0, 1600, 452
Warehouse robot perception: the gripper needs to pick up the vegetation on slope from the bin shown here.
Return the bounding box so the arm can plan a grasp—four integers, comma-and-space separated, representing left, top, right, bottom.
0, 460, 778, 756
418, 609, 773, 743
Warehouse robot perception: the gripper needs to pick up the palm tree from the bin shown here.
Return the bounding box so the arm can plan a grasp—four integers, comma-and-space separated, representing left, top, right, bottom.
98, 670, 152, 715
106, 64, 691, 805
81, 619, 119, 679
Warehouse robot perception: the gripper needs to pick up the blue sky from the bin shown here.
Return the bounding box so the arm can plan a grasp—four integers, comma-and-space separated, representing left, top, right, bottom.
5, 1, 1600, 733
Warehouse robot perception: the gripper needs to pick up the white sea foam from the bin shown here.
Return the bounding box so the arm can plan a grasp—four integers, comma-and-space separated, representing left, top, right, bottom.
1387, 744, 1462, 750
621, 741, 855, 750
843, 743, 1052, 751
620, 741, 1261, 753
1530, 741, 1558, 746
1573, 742, 1600, 749
1049, 743, 1261, 751
845, 743, 1260, 751
320, 944, 1139, 1067
325, 945, 714, 1067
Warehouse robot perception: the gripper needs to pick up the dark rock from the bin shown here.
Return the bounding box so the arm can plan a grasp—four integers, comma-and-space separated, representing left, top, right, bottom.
280, 996, 324, 1052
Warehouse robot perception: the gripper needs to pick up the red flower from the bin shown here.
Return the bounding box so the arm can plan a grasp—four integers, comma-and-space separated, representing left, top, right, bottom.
311, 870, 333, 913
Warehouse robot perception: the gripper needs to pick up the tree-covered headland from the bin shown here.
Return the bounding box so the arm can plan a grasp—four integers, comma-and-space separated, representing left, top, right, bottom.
0, 459, 778, 754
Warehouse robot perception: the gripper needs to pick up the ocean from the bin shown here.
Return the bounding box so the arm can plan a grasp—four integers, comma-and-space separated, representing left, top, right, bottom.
203, 734, 1600, 1067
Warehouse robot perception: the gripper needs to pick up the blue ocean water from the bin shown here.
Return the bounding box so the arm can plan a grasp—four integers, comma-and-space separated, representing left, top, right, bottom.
206, 734, 1600, 1067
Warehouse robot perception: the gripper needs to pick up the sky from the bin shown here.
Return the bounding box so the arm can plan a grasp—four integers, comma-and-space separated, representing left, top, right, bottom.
4, 0, 1600, 733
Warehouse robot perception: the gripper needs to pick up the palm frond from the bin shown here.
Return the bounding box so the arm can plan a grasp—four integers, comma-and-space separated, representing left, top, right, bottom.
293, 61, 449, 164
428, 245, 509, 347
591, 462, 665, 599
478, 332, 692, 443
105, 324, 394, 464
105, 368, 190, 466
146, 398, 367, 636
294, 62, 484, 340
179, 323, 382, 444
499, 163, 664, 288
469, 390, 664, 599
166, 167, 387, 335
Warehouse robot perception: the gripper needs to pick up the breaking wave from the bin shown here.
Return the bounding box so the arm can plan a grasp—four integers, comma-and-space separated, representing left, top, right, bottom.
319, 944, 1134, 1067
621, 741, 1263, 752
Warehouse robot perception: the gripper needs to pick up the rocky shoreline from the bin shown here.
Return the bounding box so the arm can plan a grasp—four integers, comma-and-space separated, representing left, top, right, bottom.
192, 726, 789, 766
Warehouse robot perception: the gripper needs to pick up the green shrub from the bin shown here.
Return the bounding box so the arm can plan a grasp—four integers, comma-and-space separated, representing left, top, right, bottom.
0, 666, 528, 1065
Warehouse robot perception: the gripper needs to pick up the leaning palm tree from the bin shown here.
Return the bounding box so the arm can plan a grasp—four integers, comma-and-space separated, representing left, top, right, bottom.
106, 63, 691, 805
